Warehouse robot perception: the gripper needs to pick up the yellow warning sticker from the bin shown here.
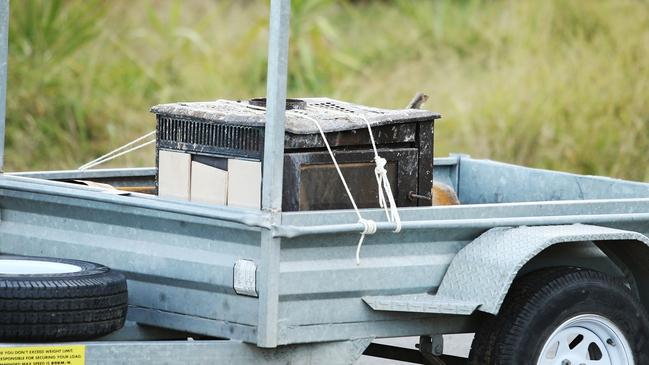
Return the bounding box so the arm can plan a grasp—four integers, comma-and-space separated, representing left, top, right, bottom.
0, 345, 85, 365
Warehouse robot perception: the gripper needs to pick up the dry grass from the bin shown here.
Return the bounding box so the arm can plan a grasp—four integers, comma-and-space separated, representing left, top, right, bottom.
6, 0, 649, 181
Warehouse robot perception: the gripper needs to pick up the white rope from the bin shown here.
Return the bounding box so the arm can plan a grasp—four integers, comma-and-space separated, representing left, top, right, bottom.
303, 104, 402, 232
358, 115, 402, 233
223, 100, 402, 264
286, 112, 363, 217
287, 111, 375, 265
78, 131, 156, 170
356, 218, 377, 264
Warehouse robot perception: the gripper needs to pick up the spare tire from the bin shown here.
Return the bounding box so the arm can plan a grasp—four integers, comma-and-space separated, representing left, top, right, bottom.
0, 255, 128, 341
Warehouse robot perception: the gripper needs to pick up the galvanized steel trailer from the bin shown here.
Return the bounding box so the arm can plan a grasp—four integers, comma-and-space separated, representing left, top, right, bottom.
2, 1, 649, 364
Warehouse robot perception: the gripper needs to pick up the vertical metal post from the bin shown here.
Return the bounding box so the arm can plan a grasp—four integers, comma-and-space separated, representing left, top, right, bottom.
0, 1, 9, 172
258, 0, 290, 348
261, 0, 290, 211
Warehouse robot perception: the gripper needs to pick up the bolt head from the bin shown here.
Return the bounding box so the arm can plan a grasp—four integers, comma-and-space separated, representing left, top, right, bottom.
607, 338, 616, 346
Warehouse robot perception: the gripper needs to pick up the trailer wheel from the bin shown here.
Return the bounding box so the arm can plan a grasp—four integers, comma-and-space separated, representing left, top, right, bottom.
468, 267, 649, 365
0, 255, 128, 341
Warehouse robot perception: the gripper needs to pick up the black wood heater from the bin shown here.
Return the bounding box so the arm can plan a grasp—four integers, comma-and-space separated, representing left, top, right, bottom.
151, 98, 440, 211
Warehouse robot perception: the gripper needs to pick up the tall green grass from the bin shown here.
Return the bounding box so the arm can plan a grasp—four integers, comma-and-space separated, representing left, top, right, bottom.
6, 0, 649, 181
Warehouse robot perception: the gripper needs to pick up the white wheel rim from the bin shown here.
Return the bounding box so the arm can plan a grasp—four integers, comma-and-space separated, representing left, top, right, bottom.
537, 314, 634, 365
0, 259, 83, 275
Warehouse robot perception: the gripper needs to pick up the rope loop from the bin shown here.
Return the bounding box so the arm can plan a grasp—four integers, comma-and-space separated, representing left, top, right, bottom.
356, 218, 377, 265
359, 218, 377, 235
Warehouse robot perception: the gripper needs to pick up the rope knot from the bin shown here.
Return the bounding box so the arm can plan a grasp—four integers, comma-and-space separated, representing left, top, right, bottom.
374, 156, 387, 174
372, 154, 401, 233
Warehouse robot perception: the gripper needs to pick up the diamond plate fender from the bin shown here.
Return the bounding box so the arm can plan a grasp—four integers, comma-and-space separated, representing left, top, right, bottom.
363, 224, 649, 315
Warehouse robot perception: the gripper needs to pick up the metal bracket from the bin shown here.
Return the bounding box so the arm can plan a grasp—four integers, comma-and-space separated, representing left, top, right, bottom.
233, 259, 258, 297
417, 335, 444, 364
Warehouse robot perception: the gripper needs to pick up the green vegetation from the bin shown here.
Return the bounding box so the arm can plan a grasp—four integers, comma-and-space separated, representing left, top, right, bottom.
7, 0, 649, 181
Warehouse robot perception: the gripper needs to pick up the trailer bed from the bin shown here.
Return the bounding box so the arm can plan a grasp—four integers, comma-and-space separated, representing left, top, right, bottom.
2, 155, 649, 348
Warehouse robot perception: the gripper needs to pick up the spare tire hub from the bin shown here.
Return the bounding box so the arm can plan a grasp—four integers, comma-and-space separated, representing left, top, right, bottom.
0, 259, 83, 275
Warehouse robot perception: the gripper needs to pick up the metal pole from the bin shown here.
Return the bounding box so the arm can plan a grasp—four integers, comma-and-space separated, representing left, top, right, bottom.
261, 0, 290, 212
257, 0, 291, 348
0, 0, 9, 172
273, 211, 649, 238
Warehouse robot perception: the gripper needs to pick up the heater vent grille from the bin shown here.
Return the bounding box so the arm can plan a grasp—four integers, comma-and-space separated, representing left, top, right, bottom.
157, 116, 264, 159
310, 101, 360, 114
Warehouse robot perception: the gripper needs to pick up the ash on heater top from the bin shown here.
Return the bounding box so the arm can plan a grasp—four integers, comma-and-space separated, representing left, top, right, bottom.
150, 97, 440, 135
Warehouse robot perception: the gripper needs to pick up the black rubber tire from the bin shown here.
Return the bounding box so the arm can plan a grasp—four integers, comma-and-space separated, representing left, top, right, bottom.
0, 255, 128, 341
468, 267, 649, 365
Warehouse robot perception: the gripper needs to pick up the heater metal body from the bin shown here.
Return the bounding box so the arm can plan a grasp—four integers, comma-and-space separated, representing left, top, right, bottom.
152, 98, 439, 211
